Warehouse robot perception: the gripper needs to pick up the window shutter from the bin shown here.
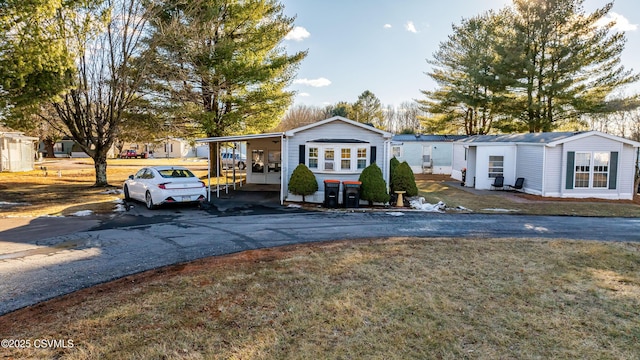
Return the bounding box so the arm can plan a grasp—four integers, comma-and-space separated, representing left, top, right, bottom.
370, 146, 377, 164
566, 151, 575, 189
609, 151, 618, 189
299, 145, 305, 165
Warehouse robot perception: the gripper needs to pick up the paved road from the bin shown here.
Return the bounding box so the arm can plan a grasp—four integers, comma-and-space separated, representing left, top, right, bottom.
1, 207, 639, 315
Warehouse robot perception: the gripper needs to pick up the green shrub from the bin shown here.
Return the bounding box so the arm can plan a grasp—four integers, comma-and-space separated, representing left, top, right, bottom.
389, 157, 400, 192
288, 163, 318, 202
358, 163, 390, 205
391, 161, 418, 197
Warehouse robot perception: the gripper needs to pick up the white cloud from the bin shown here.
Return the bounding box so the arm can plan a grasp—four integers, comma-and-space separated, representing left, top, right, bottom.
293, 77, 332, 87
596, 12, 638, 32
285, 26, 311, 41
298, 92, 311, 97
405, 21, 417, 33
383, 24, 392, 29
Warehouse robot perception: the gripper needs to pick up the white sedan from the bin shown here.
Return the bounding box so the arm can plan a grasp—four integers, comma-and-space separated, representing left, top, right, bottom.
123, 166, 208, 209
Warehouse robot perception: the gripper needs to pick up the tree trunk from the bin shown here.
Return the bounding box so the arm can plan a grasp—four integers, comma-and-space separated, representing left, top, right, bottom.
44, 138, 56, 158
93, 154, 109, 187
208, 143, 221, 177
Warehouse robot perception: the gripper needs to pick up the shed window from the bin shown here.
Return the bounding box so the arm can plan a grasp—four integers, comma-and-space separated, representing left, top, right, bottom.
488, 156, 504, 178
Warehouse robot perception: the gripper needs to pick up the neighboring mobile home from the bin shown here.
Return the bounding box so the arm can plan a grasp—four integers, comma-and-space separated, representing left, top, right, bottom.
391, 134, 468, 174
0, 131, 39, 172
458, 131, 640, 200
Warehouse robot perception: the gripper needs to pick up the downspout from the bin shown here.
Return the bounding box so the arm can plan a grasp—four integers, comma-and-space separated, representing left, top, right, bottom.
541, 145, 547, 196
383, 139, 391, 192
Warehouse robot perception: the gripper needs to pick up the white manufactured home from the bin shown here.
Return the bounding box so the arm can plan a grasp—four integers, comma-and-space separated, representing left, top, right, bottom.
197, 116, 393, 205
457, 131, 640, 200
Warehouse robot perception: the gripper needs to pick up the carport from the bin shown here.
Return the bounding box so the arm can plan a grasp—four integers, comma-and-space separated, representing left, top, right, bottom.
196, 133, 285, 203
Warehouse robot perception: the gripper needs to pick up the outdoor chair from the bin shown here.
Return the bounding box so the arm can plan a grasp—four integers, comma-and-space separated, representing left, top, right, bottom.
490, 175, 504, 190
507, 177, 525, 191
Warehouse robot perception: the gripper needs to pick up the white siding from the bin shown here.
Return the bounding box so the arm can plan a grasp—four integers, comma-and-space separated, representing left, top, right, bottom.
543, 146, 563, 196
559, 134, 635, 199
451, 143, 467, 181
474, 145, 516, 190
284, 121, 389, 204
514, 145, 544, 193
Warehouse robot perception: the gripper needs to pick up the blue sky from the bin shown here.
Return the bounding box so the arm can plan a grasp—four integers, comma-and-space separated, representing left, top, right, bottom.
280, 0, 640, 109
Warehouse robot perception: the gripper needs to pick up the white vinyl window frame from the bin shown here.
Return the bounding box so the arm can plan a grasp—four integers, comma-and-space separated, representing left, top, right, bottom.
574, 151, 609, 189
307, 143, 370, 173
391, 145, 402, 158
488, 155, 504, 179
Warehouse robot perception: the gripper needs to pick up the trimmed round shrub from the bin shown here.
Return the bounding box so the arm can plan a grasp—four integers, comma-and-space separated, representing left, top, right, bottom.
391, 161, 418, 197
358, 163, 390, 205
288, 163, 318, 202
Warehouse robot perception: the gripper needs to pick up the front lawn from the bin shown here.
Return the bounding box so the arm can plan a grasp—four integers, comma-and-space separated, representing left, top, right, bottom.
1, 237, 638, 359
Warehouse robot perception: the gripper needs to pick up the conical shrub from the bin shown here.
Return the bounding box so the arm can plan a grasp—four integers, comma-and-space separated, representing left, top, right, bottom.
358, 163, 390, 205
391, 161, 418, 197
288, 163, 318, 202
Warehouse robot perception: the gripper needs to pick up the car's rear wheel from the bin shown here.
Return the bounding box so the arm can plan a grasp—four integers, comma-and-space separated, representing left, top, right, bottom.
145, 191, 155, 210
238, 161, 246, 170
123, 185, 131, 201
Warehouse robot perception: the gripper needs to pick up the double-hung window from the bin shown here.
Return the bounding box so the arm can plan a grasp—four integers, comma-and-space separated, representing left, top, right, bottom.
574, 152, 609, 188
341, 149, 351, 170
324, 149, 335, 170
308, 147, 318, 169
357, 148, 367, 169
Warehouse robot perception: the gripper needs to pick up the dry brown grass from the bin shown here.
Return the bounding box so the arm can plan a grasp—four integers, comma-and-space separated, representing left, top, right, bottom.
0, 158, 241, 217
1, 237, 639, 359
416, 175, 640, 217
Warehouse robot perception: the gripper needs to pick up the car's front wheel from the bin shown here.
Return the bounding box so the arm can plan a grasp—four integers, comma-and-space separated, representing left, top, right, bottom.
238, 161, 246, 170
145, 191, 156, 210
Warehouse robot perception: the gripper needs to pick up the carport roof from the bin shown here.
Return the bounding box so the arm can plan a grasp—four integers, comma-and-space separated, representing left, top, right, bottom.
196, 132, 284, 143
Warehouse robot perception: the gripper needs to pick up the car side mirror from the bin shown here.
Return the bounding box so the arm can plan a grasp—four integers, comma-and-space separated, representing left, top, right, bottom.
128, 175, 134, 180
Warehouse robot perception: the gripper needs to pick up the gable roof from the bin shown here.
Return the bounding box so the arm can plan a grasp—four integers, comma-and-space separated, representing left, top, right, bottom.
285, 116, 392, 138
547, 130, 640, 147
392, 134, 468, 142
459, 131, 640, 147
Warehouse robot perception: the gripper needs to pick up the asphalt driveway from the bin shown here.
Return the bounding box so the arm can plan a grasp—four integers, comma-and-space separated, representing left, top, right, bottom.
1, 209, 639, 315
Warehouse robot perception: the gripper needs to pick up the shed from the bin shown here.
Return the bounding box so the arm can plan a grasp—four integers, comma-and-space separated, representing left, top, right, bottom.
458, 131, 640, 200
391, 134, 468, 174
1, 131, 39, 172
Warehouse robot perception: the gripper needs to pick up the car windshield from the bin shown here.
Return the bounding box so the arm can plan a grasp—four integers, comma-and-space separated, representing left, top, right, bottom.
158, 169, 195, 178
